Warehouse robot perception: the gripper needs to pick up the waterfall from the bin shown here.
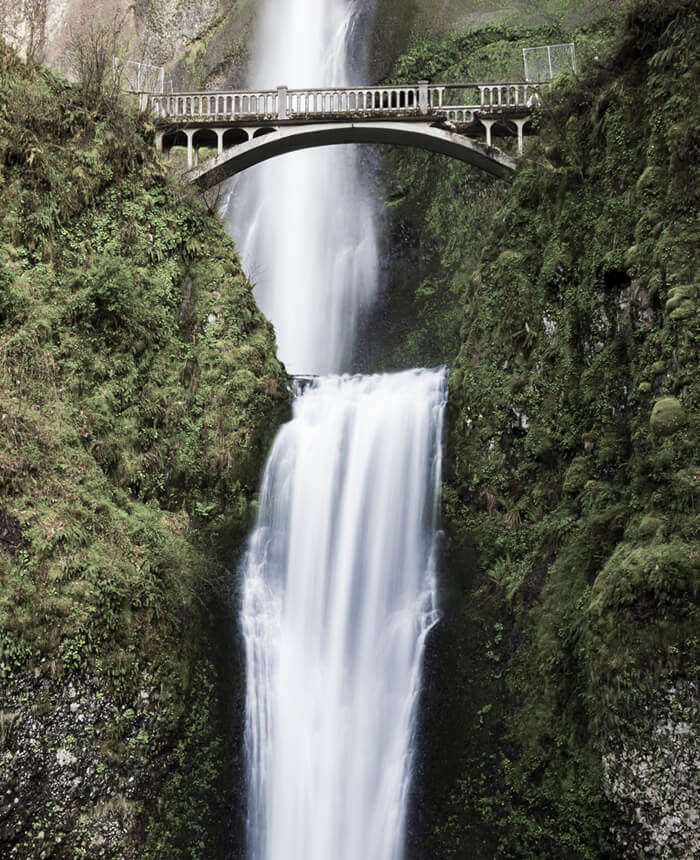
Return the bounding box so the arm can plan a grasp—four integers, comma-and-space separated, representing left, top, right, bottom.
232, 1, 446, 857
241, 369, 446, 860
226, 0, 378, 375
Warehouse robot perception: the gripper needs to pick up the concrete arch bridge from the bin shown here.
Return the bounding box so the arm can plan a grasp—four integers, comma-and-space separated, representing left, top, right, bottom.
148, 80, 545, 187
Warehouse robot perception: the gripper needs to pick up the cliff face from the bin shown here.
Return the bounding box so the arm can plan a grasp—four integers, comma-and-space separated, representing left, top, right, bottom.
0, 42, 287, 857
4, 0, 564, 94
0, 0, 257, 89
380, 2, 698, 857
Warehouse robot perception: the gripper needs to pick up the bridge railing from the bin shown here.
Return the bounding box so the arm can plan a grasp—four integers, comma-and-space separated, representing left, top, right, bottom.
150, 90, 281, 120
286, 85, 436, 115
149, 84, 439, 120
438, 82, 543, 114
148, 81, 545, 122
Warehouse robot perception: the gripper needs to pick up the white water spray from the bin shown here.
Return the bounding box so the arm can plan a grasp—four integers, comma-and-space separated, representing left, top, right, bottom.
226, 0, 378, 375
241, 369, 446, 860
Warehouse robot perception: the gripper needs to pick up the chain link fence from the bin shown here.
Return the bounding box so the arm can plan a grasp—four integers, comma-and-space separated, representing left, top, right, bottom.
113, 57, 165, 93
523, 43, 576, 81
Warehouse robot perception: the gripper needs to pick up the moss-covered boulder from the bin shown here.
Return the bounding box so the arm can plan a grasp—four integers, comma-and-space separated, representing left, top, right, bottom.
650, 396, 686, 436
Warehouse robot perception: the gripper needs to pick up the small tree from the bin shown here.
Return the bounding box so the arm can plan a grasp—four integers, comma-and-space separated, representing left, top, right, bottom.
67, 13, 128, 112
24, 0, 48, 61
0, 0, 48, 61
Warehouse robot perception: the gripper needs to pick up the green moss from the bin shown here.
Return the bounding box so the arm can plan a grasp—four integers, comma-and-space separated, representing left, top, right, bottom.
562, 456, 590, 494
638, 515, 664, 537
390, 1, 698, 855
0, 40, 287, 856
650, 396, 686, 436
665, 284, 697, 321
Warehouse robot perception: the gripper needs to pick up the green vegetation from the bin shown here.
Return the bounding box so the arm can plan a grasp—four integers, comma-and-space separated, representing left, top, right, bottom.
382, 1, 697, 856
368, 0, 619, 79
0, 40, 286, 856
371, 18, 611, 370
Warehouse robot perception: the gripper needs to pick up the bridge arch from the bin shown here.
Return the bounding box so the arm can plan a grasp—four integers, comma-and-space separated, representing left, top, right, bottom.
193, 128, 218, 150
224, 127, 250, 147
185, 121, 517, 189
161, 129, 187, 159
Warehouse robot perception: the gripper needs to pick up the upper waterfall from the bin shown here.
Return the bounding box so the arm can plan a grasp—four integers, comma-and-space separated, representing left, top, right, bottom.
226, 0, 379, 375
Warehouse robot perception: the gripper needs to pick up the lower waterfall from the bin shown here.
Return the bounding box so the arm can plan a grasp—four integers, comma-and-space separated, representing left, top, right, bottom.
240, 368, 447, 860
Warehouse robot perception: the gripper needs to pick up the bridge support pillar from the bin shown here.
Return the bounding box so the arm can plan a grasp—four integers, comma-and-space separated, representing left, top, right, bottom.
155, 131, 164, 153
512, 118, 527, 154
481, 118, 496, 147
277, 86, 288, 120
419, 80, 429, 114
184, 129, 195, 168
215, 128, 225, 155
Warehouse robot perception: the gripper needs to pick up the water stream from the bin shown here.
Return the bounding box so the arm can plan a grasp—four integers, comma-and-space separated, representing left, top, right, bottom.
226, 0, 378, 375
233, 2, 447, 858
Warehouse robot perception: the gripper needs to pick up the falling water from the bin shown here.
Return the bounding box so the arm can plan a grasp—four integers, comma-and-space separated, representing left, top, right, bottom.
226, 0, 378, 375
241, 369, 446, 860
232, 0, 446, 857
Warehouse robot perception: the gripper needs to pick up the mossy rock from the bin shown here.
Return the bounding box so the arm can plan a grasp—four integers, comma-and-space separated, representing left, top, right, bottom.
650, 397, 686, 436
665, 284, 696, 322
493, 249, 527, 274
623, 243, 642, 272
636, 164, 660, 193
638, 515, 664, 538
562, 456, 590, 495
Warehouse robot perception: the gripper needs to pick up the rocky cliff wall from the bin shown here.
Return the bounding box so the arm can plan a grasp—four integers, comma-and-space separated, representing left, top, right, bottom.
0, 0, 255, 89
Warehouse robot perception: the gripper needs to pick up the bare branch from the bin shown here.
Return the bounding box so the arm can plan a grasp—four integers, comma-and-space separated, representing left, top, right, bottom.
67, 12, 128, 111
